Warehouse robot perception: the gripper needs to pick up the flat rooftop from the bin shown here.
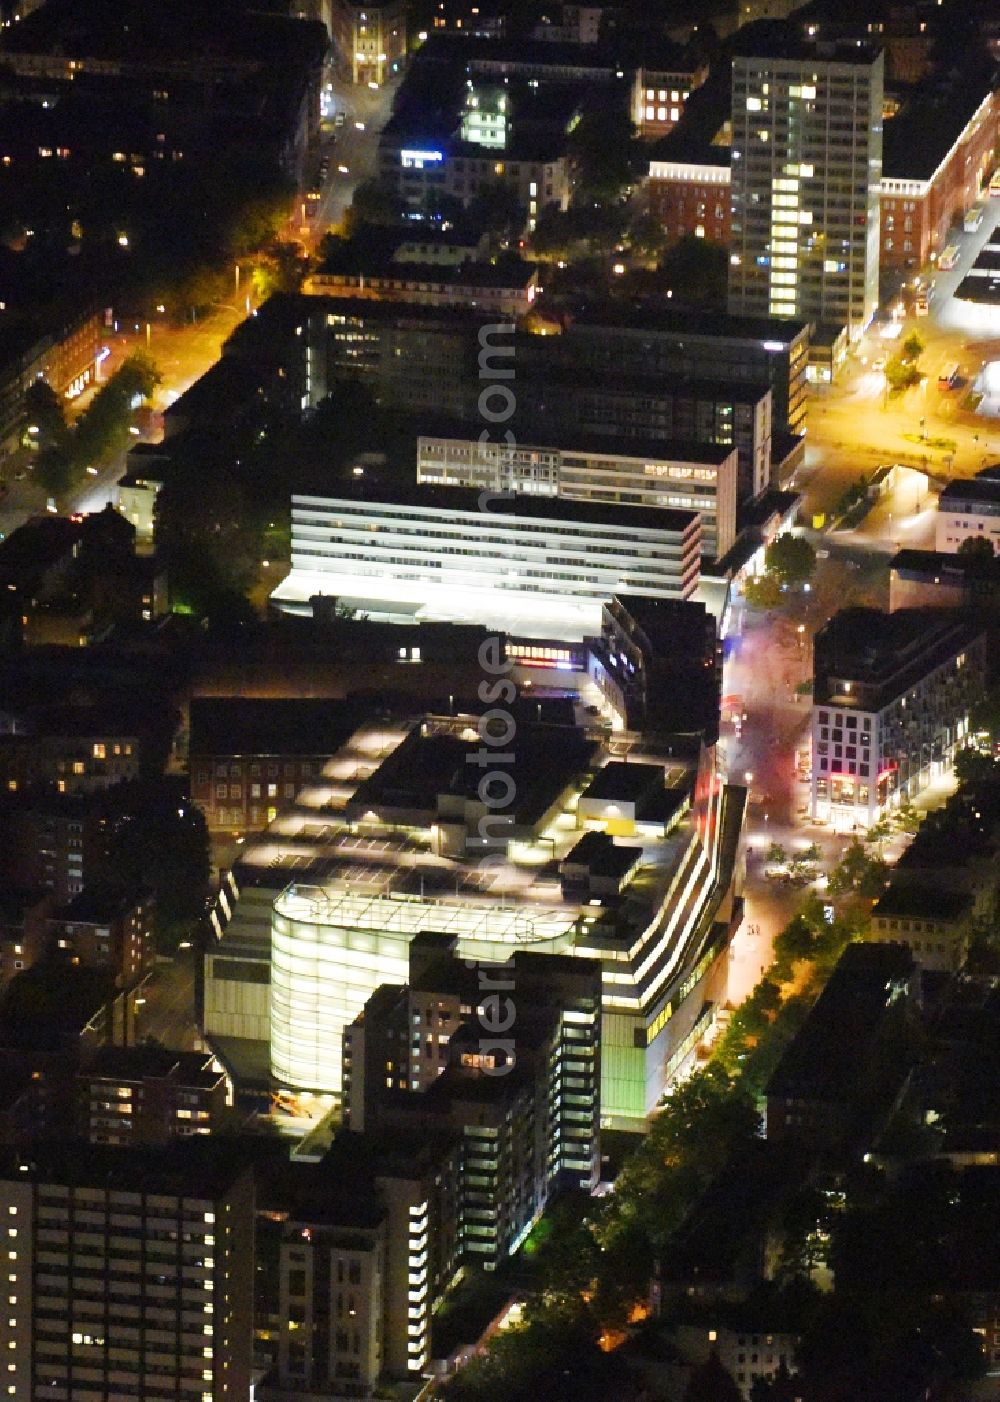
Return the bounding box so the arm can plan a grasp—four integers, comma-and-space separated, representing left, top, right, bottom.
0, 1136, 251, 1197
939, 478, 1000, 507
270, 570, 612, 641
566, 302, 809, 346
292, 482, 699, 535
883, 73, 996, 183
813, 607, 984, 707
189, 698, 360, 758
873, 885, 972, 922
730, 19, 881, 64
416, 417, 738, 465
581, 761, 666, 804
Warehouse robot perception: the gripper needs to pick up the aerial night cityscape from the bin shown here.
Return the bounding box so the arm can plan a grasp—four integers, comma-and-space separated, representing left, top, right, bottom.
1, 0, 1000, 1398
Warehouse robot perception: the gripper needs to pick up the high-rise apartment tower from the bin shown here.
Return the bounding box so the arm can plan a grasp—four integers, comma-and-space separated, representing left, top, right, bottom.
728, 30, 883, 339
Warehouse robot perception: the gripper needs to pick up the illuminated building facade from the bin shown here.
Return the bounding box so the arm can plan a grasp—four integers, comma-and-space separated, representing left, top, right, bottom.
415, 430, 739, 558
217, 713, 747, 1130
0, 1139, 254, 1402
810, 608, 987, 827
729, 38, 883, 339
270, 484, 702, 640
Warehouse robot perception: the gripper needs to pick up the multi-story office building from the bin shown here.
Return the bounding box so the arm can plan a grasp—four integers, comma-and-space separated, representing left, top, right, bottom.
243, 294, 809, 445
523, 304, 810, 441
81, 1047, 230, 1146
810, 607, 987, 827
271, 483, 701, 641
589, 595, 722, 739
935, 474, 1000, 555
518, 374, 773, 507
415, 430, 740, 557
0, 1138, 254, 1402
728, 30, 883, 339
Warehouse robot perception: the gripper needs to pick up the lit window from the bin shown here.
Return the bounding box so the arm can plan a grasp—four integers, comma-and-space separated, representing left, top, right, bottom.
92, 743, 106, 759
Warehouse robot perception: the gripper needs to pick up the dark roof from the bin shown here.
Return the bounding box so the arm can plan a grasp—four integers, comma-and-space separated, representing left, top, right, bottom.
0, 517, 79, 593
729, 19, 881, 64
890, 548, 1000, 582
883, 73, 996, 183
582, 761, 665, 803
85, 1046, 220, 1084
563, 831, 644, 878
766, 942, 915, 1102
649, 65, 732, 167
293, 480, 700, 535
188, 698, 359, 758
0, 1136, 251, 1197
939, 477, 1000, 507
610, 594, 715, 653
873, 885, 972, 921
56, 887, 152, 923
813, 607, 984, 708
416, 415, 738, 464
568, 302, 810, 346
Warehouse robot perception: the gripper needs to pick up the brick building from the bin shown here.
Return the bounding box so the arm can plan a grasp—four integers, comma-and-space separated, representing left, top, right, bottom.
189, 697, 358, 832
880, 81, 998, 272
80, 1046, 229, 1145
48, 887, 156, 990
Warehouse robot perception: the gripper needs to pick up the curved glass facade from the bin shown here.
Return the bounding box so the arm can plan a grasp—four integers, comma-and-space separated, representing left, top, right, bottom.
270, 886, 578, 1092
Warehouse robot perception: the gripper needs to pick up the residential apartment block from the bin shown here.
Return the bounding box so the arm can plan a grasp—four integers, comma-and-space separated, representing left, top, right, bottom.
729, 31, 883, 339
810, 607, 987, 827
343, 933, 602, 1259
0, 1138, 254, 1402
935, 473, 1000, 555
81, 1047, 230, 1146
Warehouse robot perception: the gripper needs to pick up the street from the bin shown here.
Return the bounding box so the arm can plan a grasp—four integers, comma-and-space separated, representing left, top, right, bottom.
0, 74, 395, 541
130, 946, 201, 1053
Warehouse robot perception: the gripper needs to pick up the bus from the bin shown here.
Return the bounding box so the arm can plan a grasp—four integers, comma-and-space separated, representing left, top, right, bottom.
938, 363, 960, 389
990, 170, 1000, 198
965, 202, 985, 233
938, 244, 960, 271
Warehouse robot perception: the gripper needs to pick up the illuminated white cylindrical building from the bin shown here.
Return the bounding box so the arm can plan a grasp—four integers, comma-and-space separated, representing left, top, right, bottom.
270, 886, 578, 1092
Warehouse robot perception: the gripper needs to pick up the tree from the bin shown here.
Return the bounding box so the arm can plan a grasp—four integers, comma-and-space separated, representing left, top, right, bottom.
765, 534, 816, 587
466, 181, 526, 242
901, 331, 924, 364
682, 1351, 743, 1402
744, 573, 783, 609
71, 353, 160, 470
567, 96, 640, 207
767, 842, 788, 866
827, 837, 887, 898
344, 180, 407, 232
954, 746, 1000, 787
252, 241, 305, 300
659, 235, 729, 308
626, 211, 668, 261
884, 356, 921, 394
956, 534, 995, 563
21, 380, 68, 454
